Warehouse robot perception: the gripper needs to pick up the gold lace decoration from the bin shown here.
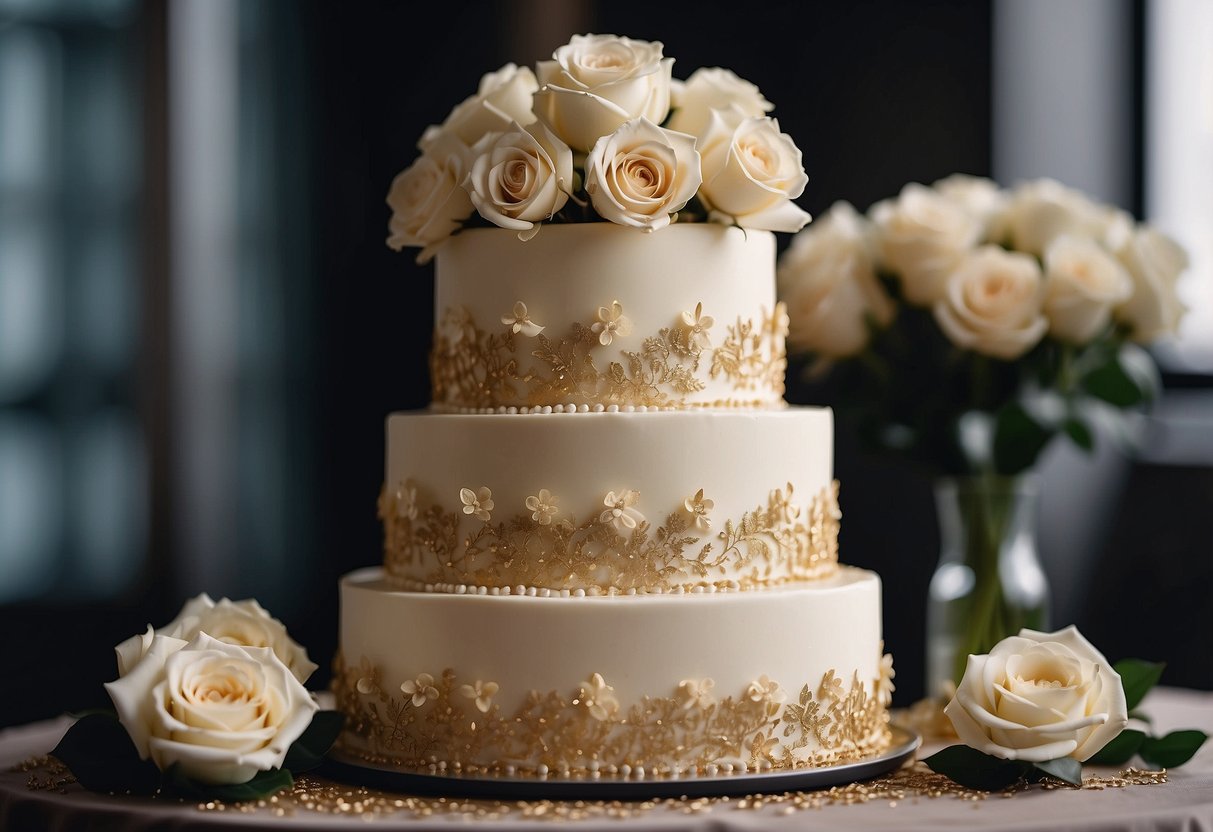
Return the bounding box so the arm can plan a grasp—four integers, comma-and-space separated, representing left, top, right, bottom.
379, 481, 841, 593
332, 653, 891, 777
429, 302, 787, 409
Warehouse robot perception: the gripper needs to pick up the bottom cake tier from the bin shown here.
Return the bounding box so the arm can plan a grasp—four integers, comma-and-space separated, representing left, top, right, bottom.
334, 567, 893, 778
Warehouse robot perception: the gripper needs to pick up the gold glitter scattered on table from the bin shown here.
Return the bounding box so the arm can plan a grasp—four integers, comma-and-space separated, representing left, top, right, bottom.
14, 757, 1170, 822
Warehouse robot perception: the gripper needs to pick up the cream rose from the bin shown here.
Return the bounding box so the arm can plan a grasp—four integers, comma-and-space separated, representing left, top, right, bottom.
666, 67, 773, 140
778, 201, 894, 358
697, 112, 810, 233
945, 626, 1128, 762
385, 133, 474, 263
584, 117, 701, 232
466, 121, 573, 239
1003, 178, 1117, 257
115, 593, 318, 685
418, 63, 538, 151
105, 633, 319, 784
534, 34, 673, 152
932, 173, 1007, 240
934, 246, 1047, 360
1042, 235, 1132, 343
870, 182, 983, 306
1112, 226, 1189, 342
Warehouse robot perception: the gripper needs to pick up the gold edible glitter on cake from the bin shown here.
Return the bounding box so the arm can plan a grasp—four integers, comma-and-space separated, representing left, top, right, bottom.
331, 653, 891, 777
379, 480, 841, 593
429, 301, 787, 409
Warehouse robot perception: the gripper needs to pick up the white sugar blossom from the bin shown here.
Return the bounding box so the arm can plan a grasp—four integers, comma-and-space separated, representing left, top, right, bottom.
591, 300, 633, 346
681, 302, 715, 351
746, 675, 787, 706
355, 677, 376, 695
771, 482, 800, 523
401, 673, 439, 708
683, 488, 715, 531
877, 653, 896, 707
579, 672, 620, 721
392, 480, 419, 521
459, 680, 499, 714
460, 486, 495, 522
501, 301, 545, 337
525, 489, 559, 525
600, 489, 645, 535
677, 677, 716, 711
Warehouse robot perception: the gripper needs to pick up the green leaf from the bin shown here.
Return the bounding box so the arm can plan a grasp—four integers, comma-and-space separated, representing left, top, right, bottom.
1083, 359, 1146, 407
1032, 756, 1083, 786
993, 403, 1053, 475
1118, 343, 1162, 403
282, 710, 345, 774
1140, 730, 1209, 769
50, 713, 160, 795
1115, 659, 1166, 711
1063, 418, 1094, 451
922, 744, 1028, 791
164, 764, 294, 802
65, 707, 119, 720
1128, 709, 1153, 725
1088, 729, 1146, 765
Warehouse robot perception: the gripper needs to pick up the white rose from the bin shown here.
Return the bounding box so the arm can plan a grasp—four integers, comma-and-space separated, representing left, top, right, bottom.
934, 246, 1047, 360
418, 63, 538, 151
870, 182, 983, 306
945, 626, 1128, 762
1112, 226, 1189, 342
666, 67, 773, 139
115, 593, 318, 685
584, 117, 701, 232
466, 121, 573, 240
698, 112, 810, 233
778, 202, 895, 358
932, 173, 1008, 240
105, 633, 319, 784
1003, 178, 1118, 256
1042, 235, 1132, 344
385, 133, 474, 263
534, 34, 673, 152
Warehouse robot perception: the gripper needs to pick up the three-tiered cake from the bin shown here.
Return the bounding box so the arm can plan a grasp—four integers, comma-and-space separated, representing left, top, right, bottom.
332, 32, 892, 781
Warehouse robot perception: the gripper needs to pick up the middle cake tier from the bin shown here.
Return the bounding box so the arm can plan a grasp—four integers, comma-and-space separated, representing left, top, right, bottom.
380, 408, 837, 594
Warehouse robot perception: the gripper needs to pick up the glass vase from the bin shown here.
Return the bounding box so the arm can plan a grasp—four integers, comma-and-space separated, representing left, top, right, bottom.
925, 475, 1050, 700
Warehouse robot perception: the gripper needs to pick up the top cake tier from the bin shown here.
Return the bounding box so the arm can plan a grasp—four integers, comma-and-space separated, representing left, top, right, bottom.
430, 224, 787, 411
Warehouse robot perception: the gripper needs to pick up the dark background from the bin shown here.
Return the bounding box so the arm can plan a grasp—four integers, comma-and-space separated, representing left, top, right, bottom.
2, 0, 1209, 729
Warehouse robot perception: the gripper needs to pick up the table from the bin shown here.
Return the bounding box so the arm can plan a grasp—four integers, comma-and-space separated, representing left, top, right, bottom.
3, 687, 1212, 831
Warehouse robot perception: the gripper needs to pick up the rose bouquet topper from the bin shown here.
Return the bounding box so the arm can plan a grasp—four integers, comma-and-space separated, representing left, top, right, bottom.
50, 595, 342, 801
778, 175, 1189, 476
924, 626, 1207, 790
386, 33, 811, 262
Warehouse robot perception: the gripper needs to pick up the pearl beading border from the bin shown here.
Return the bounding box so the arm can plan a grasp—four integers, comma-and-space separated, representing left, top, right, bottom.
430, 399, 787, 415
390, 577, 762, 597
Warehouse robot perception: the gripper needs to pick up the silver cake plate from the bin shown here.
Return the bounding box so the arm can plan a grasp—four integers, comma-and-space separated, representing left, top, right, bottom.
321, 725, 919, 800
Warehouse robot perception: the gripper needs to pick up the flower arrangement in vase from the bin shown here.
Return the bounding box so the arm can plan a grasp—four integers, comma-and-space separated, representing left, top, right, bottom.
777, 175, 1190, 697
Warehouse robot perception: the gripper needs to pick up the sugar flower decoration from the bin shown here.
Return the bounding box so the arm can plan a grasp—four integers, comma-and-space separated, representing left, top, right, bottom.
746, 674, 787, 706
600, 489, 645, 535
681, 302, 715, 351
677, 677, 716, 711
683, 488, 714, 531
877, 651, 896, 707
392, 480, 418, 521
501, 301, 545, 336
460, 486, 495, 522
578, 672, 620, 721
525, 489, 559, 525
771, 482, 800, 523
591, 300, 633, 346
401, 673, 439, 707
459, 680, 499, 714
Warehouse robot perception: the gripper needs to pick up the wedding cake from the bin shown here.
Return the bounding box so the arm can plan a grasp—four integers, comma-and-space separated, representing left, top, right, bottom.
332, 34, 893, 781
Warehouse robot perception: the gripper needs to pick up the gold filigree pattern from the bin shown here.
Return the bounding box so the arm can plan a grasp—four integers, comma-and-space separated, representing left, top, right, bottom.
429, 301, 787, 409
332, 652, 892, 777
379, 480, 841, 593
